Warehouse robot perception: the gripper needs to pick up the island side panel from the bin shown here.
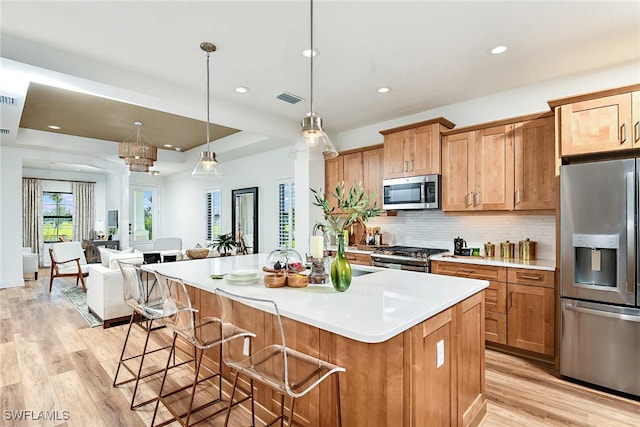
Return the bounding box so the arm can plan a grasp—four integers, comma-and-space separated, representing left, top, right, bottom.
458, 292, 487, 426
409, 307, 455, 427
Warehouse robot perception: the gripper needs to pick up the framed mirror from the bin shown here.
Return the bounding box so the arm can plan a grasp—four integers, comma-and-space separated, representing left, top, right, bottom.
232, 187, 258, 254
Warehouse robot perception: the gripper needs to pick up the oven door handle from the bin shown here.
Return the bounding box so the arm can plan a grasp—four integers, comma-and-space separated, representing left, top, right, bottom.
565, 303, 640, 323
420, 183, 425, 203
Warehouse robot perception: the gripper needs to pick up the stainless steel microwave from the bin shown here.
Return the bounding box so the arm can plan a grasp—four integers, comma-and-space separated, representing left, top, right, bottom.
383, 175, 440, 210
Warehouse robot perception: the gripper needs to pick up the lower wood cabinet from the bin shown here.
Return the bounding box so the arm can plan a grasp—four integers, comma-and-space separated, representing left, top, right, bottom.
431, 260, 556, 358
326, 250, 372, 266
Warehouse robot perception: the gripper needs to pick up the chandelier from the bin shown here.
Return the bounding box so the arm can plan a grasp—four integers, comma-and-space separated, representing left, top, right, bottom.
289, 0, 338, 161
118, 121, 158, 173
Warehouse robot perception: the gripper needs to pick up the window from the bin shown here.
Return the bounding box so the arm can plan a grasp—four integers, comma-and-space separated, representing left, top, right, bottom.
43, 192, 74, 242
278, 179, 295, 247
205, 189, 221, 240
130, 186, 157, 241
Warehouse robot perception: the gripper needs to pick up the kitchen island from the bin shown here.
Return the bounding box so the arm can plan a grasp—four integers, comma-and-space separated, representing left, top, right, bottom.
144, 254, 489, 427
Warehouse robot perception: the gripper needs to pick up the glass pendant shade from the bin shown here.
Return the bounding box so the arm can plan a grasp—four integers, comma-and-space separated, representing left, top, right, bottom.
192, 151, 224, 178
289, 115, 338, 160
192, 41, 224, 179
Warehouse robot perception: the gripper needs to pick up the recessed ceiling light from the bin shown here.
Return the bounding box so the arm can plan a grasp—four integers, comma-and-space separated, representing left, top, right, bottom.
48, 125, 61, 130
175, 147, 182, 152
235, 86, 250, 94
377, 87, 391, 94
489, 45, 508, 55
302, 48, 318, 58
164, 144, 173, 148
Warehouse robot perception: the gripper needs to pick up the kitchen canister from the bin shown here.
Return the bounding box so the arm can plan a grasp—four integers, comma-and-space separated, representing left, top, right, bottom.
519, 238, 537, 260
483, 242, 495, 257
500, 241, 515, 259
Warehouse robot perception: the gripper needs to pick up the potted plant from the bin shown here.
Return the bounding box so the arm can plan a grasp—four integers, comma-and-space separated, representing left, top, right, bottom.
311, 181, 382, 291
209, 233, 239, 257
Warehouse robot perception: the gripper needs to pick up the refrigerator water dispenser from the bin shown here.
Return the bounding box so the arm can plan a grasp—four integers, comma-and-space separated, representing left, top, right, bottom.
572, 234, 618, 288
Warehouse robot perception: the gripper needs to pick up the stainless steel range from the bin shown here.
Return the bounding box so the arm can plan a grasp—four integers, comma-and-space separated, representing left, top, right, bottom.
371, 246, 449, 273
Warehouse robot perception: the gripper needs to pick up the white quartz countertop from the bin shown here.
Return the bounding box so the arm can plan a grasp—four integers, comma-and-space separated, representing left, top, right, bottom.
143, 254, 488, 344
430, 254, 556, 271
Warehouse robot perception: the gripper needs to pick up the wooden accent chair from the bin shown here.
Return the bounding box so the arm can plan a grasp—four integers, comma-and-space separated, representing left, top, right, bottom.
49, 241, 89, 292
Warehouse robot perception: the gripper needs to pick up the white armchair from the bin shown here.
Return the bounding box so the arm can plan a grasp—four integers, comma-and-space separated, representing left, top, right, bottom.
49, 241, 89, 292
22, 247, 38, 280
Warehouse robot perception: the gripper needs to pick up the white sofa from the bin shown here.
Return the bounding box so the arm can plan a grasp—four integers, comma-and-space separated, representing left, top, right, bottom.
86, 250, 182, 328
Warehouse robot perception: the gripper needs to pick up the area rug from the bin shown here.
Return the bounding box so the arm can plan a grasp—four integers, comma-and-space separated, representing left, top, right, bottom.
60, 286, 102, 328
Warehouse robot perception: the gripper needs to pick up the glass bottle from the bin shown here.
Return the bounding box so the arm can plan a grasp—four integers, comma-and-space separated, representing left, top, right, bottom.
331, 232, 352, 292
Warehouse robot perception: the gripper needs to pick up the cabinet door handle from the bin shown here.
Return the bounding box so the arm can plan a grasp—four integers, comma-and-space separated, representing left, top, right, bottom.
404, 160, 408, 172
620, 123, 627, 144
456, 269, 474, 275
635, 121, 639, 143
410, 159, 414, 171
515, 189, 521, 205
509, 292, 514, 308
521, 274, 541, 281
473, 192, 480, 206
465, 193, 472, 207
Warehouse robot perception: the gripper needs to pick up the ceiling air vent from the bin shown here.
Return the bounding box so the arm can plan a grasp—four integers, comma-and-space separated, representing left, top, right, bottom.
0, 95, 17, 106
276, 92, 304, 105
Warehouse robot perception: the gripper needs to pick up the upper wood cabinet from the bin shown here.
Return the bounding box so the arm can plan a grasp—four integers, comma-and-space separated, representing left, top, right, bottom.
548, 84, 640, 157
380, 117, 455, 179
324, 156, 343, 211
342, 152, 363, 189
362, 148, 384, 208
442, 124, 514, 211
514, 116, 556, 210
441, 130, 476, 211
325, 145, 384, 211
475, 124, 515, 211
442, 112, 555, 212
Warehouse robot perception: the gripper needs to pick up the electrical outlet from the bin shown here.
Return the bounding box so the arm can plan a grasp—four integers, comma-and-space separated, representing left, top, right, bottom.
436, 340, 445, 368
243, 337, 250, 356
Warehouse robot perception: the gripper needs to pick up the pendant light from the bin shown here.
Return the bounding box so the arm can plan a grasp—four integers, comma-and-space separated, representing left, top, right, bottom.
289, 0, 338, 161
192, 42, 224, 178
118, 121, 157, 173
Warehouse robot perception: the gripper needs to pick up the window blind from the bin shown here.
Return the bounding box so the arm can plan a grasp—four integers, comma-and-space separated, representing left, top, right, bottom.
205, 189, 221, 241
278, 180, 295, 247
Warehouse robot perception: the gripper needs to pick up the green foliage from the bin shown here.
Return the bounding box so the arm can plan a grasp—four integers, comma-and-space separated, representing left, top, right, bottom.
209, 232, 239, 255
311, 181, 382, 236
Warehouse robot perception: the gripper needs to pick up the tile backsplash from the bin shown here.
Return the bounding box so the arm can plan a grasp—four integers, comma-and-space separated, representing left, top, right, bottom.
368, 210, 556, 260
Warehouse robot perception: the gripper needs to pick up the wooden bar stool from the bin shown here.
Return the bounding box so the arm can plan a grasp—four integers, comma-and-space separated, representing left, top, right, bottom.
216, 288, 346, 427
151, 273, 254, 427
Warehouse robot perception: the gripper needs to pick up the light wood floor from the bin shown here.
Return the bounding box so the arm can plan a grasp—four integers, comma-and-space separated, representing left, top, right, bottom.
0, 271, 638, 427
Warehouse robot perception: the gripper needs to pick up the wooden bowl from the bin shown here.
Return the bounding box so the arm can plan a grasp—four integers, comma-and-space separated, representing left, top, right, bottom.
286, 274, 309, 288
264, 273, 286, 288
186, 248, 209, 259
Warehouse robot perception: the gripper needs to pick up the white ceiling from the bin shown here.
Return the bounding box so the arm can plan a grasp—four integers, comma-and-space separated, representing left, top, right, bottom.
1, 0, 639, 172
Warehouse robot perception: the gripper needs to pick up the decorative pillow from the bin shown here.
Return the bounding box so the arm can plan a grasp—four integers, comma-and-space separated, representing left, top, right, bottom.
98, 246, 134, 268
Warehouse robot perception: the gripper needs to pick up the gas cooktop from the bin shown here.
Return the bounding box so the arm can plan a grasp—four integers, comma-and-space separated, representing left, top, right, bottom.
374, 246, 449, 260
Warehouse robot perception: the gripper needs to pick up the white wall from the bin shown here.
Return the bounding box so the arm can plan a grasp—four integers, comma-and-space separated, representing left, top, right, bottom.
0, 146, 24, 288
162, 146, 295, 253
335, 60, 640, 150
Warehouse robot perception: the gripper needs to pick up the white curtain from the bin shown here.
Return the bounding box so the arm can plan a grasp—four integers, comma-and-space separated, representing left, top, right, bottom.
72, 181, 95, 243
22, 178, 43, 265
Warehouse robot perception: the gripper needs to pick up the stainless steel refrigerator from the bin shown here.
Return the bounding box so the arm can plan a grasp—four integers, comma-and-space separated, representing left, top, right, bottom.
560, 158, 640, 397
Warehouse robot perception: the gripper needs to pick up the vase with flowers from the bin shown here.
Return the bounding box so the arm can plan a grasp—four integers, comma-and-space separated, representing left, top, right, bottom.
311, 181, 382, 292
